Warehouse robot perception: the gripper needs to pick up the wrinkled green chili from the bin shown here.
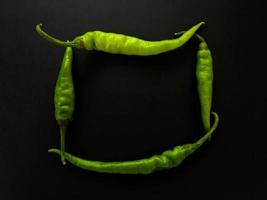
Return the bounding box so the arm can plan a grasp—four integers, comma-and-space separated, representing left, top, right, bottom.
35, 22, 204, 56
49, 112, 218, 174
54, 47, 75, 164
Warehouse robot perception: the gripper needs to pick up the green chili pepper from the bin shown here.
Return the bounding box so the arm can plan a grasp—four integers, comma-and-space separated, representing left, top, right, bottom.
48, 112, 219, 174
35, 22, 204, 56
54, 46, 75, 165
195, 34, 213, 140
174, 32, 215, 140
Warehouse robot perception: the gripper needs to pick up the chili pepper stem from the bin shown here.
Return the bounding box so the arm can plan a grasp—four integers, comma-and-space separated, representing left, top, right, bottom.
35, 24, 80, 48
174, 32, 206, 43
59, 124, 67, 165
174, 31, 185, 35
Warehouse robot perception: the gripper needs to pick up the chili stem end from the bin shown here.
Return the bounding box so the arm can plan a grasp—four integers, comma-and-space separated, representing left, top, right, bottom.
35, 23, 80, 48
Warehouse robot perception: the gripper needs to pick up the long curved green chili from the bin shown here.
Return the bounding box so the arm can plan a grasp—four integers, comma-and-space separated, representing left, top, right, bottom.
54, 46, 75, 165
35, 22, 204, 56
49, 112, 218, 174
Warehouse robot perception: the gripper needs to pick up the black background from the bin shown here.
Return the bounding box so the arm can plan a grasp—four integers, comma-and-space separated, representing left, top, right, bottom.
0, 0, 266, 199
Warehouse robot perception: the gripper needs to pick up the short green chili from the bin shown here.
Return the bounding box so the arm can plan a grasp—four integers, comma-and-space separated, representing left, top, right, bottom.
49, 112, 218, 174
54, 46, 75, 165
35, 22, 204, 56
174, 32, 215, 140
195, 34, 213, 140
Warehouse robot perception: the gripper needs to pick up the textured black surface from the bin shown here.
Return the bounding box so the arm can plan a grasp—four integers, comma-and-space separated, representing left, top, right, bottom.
0, 0, 265, 199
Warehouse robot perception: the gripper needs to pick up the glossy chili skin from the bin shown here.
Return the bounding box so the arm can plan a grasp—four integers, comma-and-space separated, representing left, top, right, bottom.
49, 112, 218, 174
35, 22, 204, 56
54, 47, 75, 164
196, 35, 213, 138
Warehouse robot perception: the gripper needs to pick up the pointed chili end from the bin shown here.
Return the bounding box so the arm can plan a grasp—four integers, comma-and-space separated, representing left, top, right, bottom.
196, 22, 205, 30
61, 157, 67, 165
174, 21, 205, 36
35, 23, 42, 33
